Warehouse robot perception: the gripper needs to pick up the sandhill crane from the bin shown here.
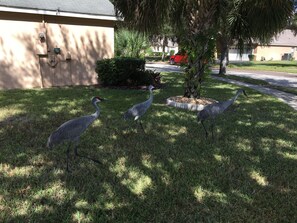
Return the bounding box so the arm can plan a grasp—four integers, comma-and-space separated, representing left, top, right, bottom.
197, 89, 247, 139
47, 96, 105, 171
123, 85, 154, 132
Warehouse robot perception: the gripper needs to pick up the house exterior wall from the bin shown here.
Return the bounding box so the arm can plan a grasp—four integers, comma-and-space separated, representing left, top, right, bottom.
228, 47, 251, 61
0, 12, 114, 89
254, 46, 297, 61
151, 45, 179, 55
151, 39, 179, 55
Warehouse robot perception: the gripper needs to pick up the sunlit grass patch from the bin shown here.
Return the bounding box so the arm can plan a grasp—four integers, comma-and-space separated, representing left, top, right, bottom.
193, 186, 228, 204
110, 157, 152, 196
249, 170, 269, 186
0, 163, 35, 177
13, 200, 31, 217
121, 170, 152, 196
32, 180, 73, 203
223, 60, 297, 74
277, 152, 297, 160
213, 154, 229, 163
72, 210, 93, 223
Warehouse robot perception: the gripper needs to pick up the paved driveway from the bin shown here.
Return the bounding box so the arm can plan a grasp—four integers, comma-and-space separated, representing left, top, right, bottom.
147, 63, 297, 88
145, 63, 183, 73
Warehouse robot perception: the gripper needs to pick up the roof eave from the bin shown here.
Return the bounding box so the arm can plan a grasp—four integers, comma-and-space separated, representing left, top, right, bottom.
0, 6, 118, 21
268, 44, 297, 47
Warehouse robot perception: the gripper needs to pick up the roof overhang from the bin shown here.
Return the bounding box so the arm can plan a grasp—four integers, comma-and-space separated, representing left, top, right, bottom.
0, 6, 118, 21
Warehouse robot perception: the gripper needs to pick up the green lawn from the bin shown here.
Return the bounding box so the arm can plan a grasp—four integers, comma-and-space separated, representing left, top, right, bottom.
1, 73, 297, 222
226, 60, 297, 74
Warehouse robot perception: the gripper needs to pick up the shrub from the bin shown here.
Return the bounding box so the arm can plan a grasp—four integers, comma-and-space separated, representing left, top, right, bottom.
153, 52, 163, 56
96, 57, 160, 87
248, 54, 256, 61
144, 69, 161, 87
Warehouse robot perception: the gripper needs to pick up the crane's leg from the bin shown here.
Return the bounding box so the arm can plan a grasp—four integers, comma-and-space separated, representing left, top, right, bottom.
74, 141, 101, 165
211, 119, 215, 140
66, 143, 71, 172
138, 120, 146, 134
201, 120, 208, 139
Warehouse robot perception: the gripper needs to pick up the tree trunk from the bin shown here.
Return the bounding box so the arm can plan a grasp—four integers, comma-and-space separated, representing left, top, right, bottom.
183, 35, 215, 99
161, 36, 168, 61
183, 58, 206, 98
219, 36, 229, 75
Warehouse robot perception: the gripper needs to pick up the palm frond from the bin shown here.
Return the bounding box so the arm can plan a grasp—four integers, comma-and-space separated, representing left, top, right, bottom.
113, 0, 172, 33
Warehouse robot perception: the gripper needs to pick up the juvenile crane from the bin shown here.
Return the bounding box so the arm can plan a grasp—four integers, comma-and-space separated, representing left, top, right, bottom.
123, 85, 154, 132
197, 89, 247, 139
47, 96, 105, 171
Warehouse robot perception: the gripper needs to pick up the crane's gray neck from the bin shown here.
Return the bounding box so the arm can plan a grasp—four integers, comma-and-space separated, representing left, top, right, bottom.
148, 88, 154, 102
93, 101, 100, 118
231, 91, 243, 103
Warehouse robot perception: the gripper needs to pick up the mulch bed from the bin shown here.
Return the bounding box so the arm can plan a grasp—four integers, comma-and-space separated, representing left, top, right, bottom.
167, 96, 217, 105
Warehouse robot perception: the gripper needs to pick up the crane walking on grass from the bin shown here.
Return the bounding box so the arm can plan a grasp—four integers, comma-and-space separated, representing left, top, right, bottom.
47, 96, 106, 171
197, 89, 248, 139
123, 85, 154, 133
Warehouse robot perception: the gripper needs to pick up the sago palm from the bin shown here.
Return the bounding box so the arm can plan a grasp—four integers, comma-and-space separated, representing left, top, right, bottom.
115, 28, 150, 58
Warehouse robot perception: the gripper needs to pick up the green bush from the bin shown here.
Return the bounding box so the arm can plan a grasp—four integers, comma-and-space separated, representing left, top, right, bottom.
153, 52, 163, 56
248, 54, 256, 61
96, 57, 160, 87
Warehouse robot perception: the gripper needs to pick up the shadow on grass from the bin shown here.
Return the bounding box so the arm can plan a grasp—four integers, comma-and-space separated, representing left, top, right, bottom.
1, 75, 297, 222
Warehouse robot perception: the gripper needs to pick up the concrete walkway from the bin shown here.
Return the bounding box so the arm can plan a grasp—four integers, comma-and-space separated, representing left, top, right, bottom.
212, 68, 297, 88
212, 75, 297, 111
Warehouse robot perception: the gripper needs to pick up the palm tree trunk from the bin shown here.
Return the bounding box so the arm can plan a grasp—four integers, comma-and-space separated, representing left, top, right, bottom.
161, 36, 168, 61
183, 35, 215, 98
218, 36, 229, 75
183, 57, 206, 98
219, 48, 228, 75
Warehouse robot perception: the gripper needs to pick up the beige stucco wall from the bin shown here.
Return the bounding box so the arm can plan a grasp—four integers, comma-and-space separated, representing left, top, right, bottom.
254, 46, 297, 61
0, 12, 115, 89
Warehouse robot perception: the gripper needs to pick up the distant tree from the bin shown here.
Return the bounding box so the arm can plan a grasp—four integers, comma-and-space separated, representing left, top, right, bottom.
218, 0, 293, 75
149, 24, 176, 61
288, 4, 297, 35
290, 15, 297, 35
